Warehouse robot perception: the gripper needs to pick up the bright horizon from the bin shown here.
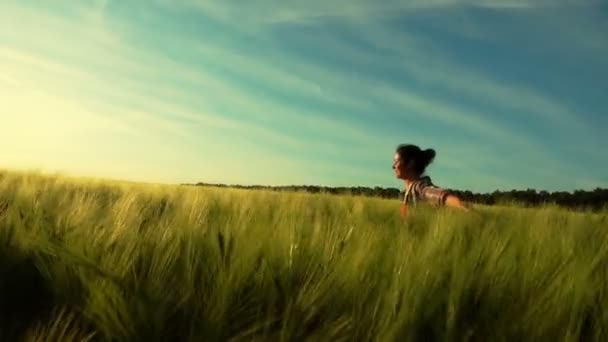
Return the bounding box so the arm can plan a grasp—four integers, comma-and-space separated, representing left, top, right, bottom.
1, 1, 606, 193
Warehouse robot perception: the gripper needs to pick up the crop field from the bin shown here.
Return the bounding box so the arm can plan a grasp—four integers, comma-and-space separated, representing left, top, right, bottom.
0, 170, 607, 341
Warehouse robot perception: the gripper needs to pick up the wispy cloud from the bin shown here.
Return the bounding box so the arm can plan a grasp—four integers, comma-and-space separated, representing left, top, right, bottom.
189, 0, 606, 185
0, 0, 605, 191
188, 0, 596, 133
0, 3, 387, 186
185, 0, 596, 25
188, 4, 602, 163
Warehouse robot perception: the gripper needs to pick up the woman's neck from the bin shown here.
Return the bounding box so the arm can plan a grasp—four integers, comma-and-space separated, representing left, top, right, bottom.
404, 175, 422, 189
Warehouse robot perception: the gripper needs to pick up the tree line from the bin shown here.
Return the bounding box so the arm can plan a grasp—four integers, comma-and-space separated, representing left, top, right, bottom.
184, 182, 608, 211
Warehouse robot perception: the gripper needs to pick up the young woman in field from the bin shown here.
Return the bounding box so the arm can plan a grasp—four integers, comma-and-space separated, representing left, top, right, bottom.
392, 144, 472, 217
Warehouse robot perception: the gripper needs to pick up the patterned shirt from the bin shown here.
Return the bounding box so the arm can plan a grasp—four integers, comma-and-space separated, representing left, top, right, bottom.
401, 176, 450, 216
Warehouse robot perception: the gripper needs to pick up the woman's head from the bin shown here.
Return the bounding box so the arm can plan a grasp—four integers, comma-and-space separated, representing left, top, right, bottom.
392, 144, 436, 180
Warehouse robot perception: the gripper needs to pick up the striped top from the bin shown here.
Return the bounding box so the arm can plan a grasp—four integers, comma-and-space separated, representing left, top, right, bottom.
402, 176, 450, 210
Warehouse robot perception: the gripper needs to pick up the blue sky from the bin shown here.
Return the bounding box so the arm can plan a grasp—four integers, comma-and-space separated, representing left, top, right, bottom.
0, 0, 606, 193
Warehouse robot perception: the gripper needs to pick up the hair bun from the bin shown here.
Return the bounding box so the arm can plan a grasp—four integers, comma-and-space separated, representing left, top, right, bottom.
422, 148, 436, 166
395, 144, 437, 175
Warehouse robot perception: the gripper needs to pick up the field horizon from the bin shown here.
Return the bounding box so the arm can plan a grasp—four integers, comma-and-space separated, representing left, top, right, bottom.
1, 169, 607, 341
4, 166, 606, 213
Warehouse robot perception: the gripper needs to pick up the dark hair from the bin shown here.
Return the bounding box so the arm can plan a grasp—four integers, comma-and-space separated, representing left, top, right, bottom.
396, 144, 436, 175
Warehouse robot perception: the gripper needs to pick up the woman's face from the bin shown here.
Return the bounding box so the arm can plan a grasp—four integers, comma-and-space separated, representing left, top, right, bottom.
392, 153, 411, 180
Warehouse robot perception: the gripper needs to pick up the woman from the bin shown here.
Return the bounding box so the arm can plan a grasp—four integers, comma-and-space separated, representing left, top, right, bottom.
392, 144, 471, 217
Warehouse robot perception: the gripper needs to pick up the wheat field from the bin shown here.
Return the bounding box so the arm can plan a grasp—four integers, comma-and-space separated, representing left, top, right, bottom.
0, 170, 607, 341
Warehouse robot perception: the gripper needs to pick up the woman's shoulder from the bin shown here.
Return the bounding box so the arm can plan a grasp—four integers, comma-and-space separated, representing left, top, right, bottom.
413, 176, 450, 205
414, 176, 435, 188
412, 175, 447, 194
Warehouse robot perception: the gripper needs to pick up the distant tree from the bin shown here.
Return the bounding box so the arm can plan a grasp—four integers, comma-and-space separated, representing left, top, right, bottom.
182, 181, 607, 211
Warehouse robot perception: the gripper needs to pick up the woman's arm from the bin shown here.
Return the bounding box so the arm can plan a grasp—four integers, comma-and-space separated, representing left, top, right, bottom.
416, 181, 475, 212
444, 194, 473, 211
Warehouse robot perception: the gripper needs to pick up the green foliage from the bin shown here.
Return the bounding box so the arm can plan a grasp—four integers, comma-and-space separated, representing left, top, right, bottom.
0, 170, 607, 341
188, 181, 608, 211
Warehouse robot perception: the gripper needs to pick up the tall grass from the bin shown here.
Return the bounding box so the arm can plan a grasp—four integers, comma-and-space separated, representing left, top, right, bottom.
0, 170, 607, 341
